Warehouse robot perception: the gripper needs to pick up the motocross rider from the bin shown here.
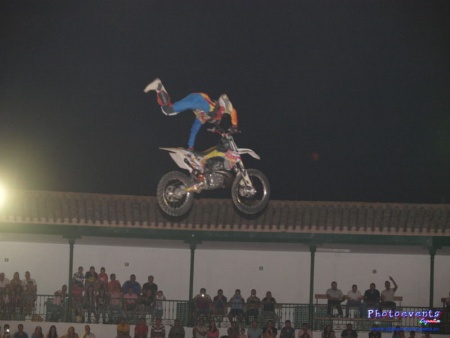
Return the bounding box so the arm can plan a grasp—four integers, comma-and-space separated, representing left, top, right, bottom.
144, 78, 239, 150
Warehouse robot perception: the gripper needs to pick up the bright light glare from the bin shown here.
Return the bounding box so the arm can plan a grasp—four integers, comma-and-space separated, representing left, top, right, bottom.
0, 183, 6, 208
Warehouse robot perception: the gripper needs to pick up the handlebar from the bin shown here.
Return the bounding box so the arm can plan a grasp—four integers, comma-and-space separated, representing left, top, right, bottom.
207, 126, 241, 136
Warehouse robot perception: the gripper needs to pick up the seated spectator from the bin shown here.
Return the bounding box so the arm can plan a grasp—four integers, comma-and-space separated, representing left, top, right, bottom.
143, 276, 158, 295
81, 325, 95, 338
193, 288, 212, 320
123, 287, 139, 315
407, 332, 415, 338
247, 321, 262, 338
154, 290, 166, 318
117, 317, 131, 338
326, 281, 344, 317
341, 324, 357, 338
97, 267, 109, 288
368, 325, 380, 338
14, 324, 28, 338
228, 321, 240, 338
46, 325, 58, 338
228, 289, 245, 322
380, 276, 398, 310
73, 267, 85, 288
122, 275, 141, 296
246, 289, 261, 323
280, 320, 295, 338
239, 329, 247, 338
322, 325, 336, 338
212, 289, 227, 318
84, 267, 98, 291
134, 317, 149, 338
31, 326, 43, 338
346, 285, 363, 318
298, 324, 312, 338
151, 318, 166, 338
192, 319, 208, 338
262, 320, 277, 338
169, 319, 185, 338
207, 321, 219, 338
363, 283, 380, 311
60, 326, 79, 338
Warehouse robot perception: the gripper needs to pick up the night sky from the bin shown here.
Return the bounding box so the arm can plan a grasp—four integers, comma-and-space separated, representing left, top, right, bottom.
1, 1, 450, 203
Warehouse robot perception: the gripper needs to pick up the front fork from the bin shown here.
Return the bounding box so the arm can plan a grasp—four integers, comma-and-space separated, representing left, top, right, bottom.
235, 161, 257, 195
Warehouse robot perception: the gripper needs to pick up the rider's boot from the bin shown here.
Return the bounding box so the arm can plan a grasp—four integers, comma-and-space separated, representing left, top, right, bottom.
144, 78, 177, 116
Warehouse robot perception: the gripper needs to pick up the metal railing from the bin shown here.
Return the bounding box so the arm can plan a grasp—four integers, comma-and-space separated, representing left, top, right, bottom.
0, 295, 448, 334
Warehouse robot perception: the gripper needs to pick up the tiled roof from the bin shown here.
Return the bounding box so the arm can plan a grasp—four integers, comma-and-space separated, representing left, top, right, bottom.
0, 190, 449, 237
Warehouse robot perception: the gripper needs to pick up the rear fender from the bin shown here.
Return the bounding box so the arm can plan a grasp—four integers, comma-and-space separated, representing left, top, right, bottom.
160, 147, 193, 172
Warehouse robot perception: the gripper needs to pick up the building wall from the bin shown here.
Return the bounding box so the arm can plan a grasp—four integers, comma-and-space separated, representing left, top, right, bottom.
0, 240, 449, 306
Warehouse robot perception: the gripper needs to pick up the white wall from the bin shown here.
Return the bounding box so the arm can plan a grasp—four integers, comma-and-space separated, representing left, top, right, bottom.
0, 240, 449, 306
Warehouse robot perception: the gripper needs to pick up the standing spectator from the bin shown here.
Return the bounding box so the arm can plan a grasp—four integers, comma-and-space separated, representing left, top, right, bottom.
212, 289, 227, 318
22, 272, 37, 291
13, 324, 28, 338
122, 275, 142, 296
134, 318, 149, 338
123, 287, 139, 316
10, 272, 23, 314
192, 319, 207, 338
108, 274, 122, 293
228, 289, 245, 323
346, 285, 363, 318
51, 284, 67, 321
73, 267, 85, 288
322, 325, 335, 338
45, 326, 58, 338
341, 324, 357, 338
108, 283, 124, 323
117, 317, 131, 338
30, 326, 43, 338
154, 290, 166, 318
81, 325, 95, 338
151, 318, 166, 338
206, 321, 219, 338
262, 321, 277, 338
143, 276, 158, 296
246, 290, 261, 324
247, 321, 262, 338
96, 283, 108, 323
84, 285, 97, 323
97, 267, 108, 287
193, 289, 212, 319
261, 292, 277, 323
381, 276, 398, 310
298, 323, 312, 338
2, 324, 12, 338
228, 321, 240, 338
326, 282, 344, 317
23, 280, 37, 316
169, 319, 185, 338
139, 289, 155, 317
60, 327, 79, 338
0, 272, 10, 292
84, 267, 98, 291
280, 320, 295, 338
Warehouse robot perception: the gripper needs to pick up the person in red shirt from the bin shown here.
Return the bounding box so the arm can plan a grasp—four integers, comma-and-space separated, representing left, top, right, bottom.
135, 317, 149, 338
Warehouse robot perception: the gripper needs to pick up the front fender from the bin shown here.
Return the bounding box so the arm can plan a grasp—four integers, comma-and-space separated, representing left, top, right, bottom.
237, 148, 260, 160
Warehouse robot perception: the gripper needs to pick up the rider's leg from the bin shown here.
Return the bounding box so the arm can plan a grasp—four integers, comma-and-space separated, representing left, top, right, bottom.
188, 119, 203, 149
144, 78, 177, 116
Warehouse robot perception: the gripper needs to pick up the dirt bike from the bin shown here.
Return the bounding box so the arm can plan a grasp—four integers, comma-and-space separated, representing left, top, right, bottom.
157, 127, 270, 217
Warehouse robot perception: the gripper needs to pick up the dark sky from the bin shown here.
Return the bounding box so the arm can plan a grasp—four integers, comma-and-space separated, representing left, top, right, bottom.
1, 1, 450, 203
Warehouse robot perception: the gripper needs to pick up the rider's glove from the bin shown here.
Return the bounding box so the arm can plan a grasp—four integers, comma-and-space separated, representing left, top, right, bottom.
229, 125, 239, 134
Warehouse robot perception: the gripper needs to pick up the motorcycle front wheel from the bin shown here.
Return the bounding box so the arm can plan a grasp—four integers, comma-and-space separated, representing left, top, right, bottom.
231, 169, 270, 215
157, 171, 194, 217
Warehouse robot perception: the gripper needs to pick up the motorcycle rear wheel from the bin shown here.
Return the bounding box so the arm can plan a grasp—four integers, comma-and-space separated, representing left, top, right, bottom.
232, 169, 270, 214
157, 171, 194, 217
